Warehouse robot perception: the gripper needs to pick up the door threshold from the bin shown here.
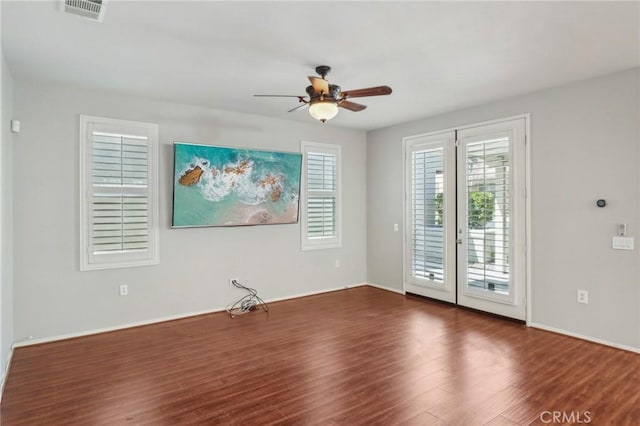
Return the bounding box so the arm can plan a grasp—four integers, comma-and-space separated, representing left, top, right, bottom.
406, 292, 525, 325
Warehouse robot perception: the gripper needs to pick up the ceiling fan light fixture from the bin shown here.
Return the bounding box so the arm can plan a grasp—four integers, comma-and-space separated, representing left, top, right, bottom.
254, 65, 391, 123
308, 100, 339, 123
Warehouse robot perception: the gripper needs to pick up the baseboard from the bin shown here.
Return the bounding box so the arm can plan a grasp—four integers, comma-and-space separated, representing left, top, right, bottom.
0, 347, 14, 403
12, 284, 365, 348
12, 306, 231, 348
260, 285, 350, 304
363, 282, 405, 295
530, 322, 640, 354
345, 282, 367, 289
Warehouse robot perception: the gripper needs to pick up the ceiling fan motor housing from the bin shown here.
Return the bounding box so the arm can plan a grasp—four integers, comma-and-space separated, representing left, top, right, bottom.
306, 84, 341, 101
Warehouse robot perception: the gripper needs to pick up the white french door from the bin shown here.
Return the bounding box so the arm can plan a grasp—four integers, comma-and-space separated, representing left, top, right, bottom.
404, 117, 527, 320
456, 119, 526, 319
405, 131, 457, 303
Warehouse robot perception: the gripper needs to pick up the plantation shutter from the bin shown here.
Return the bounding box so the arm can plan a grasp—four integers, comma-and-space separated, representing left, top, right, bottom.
301, 142, 341, 250
307, 152, 337, 239
463, 137, 510, 292
80, 116, 159, 270
410, 146, 445, 282
91, 133, 149, 254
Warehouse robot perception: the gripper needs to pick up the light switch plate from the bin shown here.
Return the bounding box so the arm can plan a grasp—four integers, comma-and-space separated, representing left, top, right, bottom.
612, 236, 634, 250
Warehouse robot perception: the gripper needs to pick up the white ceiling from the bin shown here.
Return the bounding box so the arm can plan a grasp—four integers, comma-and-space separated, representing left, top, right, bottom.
2, 1, 639, 131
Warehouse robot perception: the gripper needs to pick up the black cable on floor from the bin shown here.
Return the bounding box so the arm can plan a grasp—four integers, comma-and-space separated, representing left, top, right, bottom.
226, 279, 269, 317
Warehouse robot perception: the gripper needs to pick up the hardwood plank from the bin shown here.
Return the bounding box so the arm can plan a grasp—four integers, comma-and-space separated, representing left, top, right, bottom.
427, 385, 529, 425
2, 286, 638, 425
483, 414, 522, 426
401, 410, 448, 425
356, 386, 453, 424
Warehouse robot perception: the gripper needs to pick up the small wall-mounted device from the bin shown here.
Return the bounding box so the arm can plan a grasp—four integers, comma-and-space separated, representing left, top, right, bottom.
596, 199, 606, 208
613, 236, 634, 250
617, 224, 627, 237
10, 120, 20, 133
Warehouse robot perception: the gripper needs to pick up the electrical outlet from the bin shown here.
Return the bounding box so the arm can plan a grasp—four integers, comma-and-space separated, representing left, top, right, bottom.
335, 259, 341, 268
577, 289, 588, 304
119, 285, 128, 296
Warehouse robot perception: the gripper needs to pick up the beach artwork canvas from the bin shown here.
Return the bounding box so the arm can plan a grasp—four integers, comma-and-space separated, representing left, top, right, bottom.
172, 143, 302, 227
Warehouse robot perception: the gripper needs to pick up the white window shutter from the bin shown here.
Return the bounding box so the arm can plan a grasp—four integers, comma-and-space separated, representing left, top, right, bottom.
306, 152, 337, 239
91, 194, 149, 253
301, 142, 341, 250
410, 146, 445, 282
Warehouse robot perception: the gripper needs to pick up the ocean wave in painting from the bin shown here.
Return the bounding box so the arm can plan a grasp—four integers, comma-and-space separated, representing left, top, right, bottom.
178, 156, 296, 205
172, 144, 302, 227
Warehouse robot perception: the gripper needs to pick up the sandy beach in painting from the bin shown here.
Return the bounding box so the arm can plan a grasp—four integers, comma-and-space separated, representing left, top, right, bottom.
226, 201, 299, 226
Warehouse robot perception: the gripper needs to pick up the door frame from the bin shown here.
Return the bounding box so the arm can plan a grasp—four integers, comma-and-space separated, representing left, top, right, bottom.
402, 114, 532, 325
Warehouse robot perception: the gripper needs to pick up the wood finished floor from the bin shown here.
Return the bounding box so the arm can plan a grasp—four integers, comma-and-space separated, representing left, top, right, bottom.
2, 286, 639, 425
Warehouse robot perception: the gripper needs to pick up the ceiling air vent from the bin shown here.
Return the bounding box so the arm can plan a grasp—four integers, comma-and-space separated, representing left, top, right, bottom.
64, 0, 106, 22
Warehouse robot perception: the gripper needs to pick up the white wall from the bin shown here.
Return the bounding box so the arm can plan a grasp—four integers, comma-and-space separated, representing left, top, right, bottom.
11, 80, 367, 341
1, 45, 15, 381
367, 68, 640, 349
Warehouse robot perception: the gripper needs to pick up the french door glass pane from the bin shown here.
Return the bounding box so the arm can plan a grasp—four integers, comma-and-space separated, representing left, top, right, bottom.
411, 147, 444, 282
464, 137, 510, 294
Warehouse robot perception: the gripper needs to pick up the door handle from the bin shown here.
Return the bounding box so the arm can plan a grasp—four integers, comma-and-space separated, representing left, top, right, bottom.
456, 238, 463, 244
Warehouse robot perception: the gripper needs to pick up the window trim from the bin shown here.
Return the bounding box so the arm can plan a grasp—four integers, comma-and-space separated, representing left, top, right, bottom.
79, 115, 159, 271
300, 141, 342, 251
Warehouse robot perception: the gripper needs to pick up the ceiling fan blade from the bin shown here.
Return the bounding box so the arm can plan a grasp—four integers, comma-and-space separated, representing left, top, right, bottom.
288, 103, 308, 113
341, 85, 392, 98
254, 95, 306, 98
339, 100, 367, 112
308, 77, 330, 95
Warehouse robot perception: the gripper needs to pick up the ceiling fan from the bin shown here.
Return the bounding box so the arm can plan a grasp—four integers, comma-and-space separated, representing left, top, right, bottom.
254, 65, 392, 123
